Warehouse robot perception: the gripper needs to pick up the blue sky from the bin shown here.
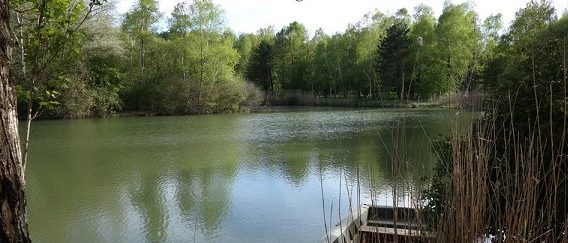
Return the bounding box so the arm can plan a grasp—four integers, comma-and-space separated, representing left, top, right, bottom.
116, 0, 568, 35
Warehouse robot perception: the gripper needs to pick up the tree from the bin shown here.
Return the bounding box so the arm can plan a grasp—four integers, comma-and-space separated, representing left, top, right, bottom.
121, 0, 161, 111
484, 0, 562, 130
12, 0, 104, 169
187, 0, 224, 105
354, 11, 392, 98
325, 27, 358, 97
169, 2, 191, 37
310, 29, 333, 96
407, 4, 436, 98
234, 33, 259, 76
122, 0, 160, 76
478, 14, 503, 89
376, 16, 411, 100
482, 14, 503, 46
431, 3, 480, 94
0, 0, 30, 241
273, 21, 308, 92
120, 0, 253, 114
81, 8, 125, 117
247, 39, 274, 94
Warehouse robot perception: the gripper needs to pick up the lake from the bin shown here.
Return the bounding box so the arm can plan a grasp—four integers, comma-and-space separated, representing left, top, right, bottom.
25, 107, 470, 242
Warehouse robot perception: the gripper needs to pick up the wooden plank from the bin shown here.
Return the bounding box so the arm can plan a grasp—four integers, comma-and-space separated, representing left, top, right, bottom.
366, 219, 418, 230
359, 225, 435, 238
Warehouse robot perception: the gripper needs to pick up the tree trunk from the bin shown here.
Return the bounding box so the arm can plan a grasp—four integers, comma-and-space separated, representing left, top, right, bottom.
0, 0, 31, 242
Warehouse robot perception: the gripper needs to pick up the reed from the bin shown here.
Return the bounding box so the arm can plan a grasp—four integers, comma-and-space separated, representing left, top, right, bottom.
322, 95, 568, 242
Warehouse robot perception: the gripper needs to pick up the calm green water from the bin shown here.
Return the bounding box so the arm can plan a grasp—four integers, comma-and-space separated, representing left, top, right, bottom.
25, 108, 470, 242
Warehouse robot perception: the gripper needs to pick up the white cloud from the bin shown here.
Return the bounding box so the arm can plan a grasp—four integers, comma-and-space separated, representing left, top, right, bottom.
116, 0, 568, 35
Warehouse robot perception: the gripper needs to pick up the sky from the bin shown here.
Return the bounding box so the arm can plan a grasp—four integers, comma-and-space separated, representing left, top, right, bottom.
116, 0, 568, 35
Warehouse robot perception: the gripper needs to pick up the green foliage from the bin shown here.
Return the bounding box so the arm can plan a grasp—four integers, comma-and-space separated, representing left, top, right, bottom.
428, 3, 480, 96
482, 0, 566, 137
15, 0, 565, 119
352, 13, 390, 98
12, 0, 118, 119
57, 76, 94, 119
83, 11, 125, 116
234, 33, 260, 76
239, 5, 483, 101
407, 4, 436, 98
11, 1, 490, 118
169, 2, 192, 37
422, 138, 452, 229
118, 0, 260, 114
272, 21, 310, 92
122, 0, 160, 38
310, 29, 333, 95
247, 40, 274, 93
376, 19, 411, 98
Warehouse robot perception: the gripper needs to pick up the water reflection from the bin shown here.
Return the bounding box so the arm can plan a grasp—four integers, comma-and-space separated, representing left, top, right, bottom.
25, 108, 471, 242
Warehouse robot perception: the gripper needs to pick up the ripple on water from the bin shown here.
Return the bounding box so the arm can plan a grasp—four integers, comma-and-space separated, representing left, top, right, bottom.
25, 108, 468, 242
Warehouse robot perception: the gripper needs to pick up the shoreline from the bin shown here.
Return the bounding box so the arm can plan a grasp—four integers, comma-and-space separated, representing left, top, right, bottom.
18, 102, 458, 122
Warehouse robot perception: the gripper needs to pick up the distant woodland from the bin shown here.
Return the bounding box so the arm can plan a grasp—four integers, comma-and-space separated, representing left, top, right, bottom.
8, 0, 568, 118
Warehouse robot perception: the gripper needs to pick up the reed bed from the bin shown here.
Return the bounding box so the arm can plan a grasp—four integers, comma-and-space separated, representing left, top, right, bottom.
321, 99, 568, 242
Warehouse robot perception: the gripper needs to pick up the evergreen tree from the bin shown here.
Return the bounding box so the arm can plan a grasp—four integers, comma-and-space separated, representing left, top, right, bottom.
247, 40, 274, 94
376, 20, 411, 99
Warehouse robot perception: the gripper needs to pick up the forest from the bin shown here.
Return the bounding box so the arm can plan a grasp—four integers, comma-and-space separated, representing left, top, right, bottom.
11, 0, 565, 119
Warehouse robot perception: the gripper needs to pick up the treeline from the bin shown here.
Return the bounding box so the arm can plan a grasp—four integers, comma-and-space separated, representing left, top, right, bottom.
244, 4, 489, 102
12, 0, 263, 119
9, 0, 567, 119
